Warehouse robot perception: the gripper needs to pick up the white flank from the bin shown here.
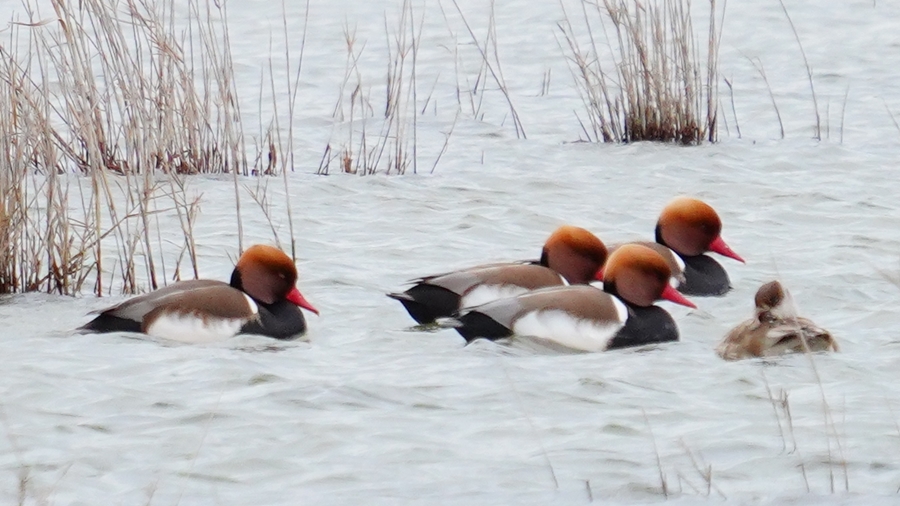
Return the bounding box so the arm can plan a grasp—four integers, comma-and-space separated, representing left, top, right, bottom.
611, 296, 628, 323
669, 253, 686, 287
146, 294, 257, 344
512, 303, 627, 353
673, 253, 686, 273
243, 294, 259, 315
146, 314, 246, 343
461, 284, 531, 309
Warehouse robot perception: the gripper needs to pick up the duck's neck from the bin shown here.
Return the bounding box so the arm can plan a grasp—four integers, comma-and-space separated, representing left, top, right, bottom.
230, 268, 267, 306
538, 249, 549, 267
602, 280, 625, 303
229, 269, 243, 290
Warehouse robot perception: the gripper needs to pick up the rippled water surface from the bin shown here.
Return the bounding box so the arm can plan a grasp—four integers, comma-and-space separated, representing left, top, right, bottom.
2, 0, 900, 504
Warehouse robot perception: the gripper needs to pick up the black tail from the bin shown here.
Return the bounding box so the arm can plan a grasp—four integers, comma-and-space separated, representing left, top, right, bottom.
387, 285, 460, 325
453, 311, 513, 343
77, 314, 142, 334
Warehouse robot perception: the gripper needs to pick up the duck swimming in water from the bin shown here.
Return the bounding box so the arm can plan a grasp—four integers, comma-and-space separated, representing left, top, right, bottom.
444, 244, 696, 352
79, 245, 318, 343
611, 197, 744, 296
717, 280, 837, 360
388, 225, 608, 325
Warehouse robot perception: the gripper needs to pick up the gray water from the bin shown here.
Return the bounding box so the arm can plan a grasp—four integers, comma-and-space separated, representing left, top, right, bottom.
2, 0, 900, 504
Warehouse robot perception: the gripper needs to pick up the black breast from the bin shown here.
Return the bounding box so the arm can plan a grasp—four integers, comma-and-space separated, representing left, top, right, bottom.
678, 254, 731, 296
607, 305, 679, 350
240, 300, 307, 339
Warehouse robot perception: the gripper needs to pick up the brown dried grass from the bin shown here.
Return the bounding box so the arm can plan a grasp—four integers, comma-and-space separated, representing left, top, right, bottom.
0, 0, 296, 295
559, 0, 722, 144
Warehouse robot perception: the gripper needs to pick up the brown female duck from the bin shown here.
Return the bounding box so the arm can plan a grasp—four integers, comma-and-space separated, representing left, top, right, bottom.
717, 280, 837, 360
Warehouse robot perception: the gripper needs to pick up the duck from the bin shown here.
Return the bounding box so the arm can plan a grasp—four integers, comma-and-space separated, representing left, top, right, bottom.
716, 280, 837, 360
79, 245, 318, 342
612, 197, 744, 296
444, 243, 696, 352
388, 225, 608, 325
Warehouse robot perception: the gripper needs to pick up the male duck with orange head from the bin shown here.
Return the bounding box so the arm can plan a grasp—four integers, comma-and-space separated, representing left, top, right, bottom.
79, 245, 318, 342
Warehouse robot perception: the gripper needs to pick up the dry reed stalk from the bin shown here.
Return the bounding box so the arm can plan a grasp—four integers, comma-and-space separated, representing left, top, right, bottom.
434, 0, 487, 123
17, 466, 28, 506
495, 356, 559, 490
762, 370, 788, 453
430, 110, 460, 174
318, 0, 428, 176
779, 390, 811, 492
747, 57, 785, 139
539, 68, 552, 97
277, 0, 311, 259
558, 0, 721, 144
0, 23, 95, 294
642, 409, 669, 497
678, 439, 724, 498
886, 103, 900, 136
778, 0, 821, 140
723, 76, 741, 138
0, 0, 292, 296
164, 175, 202, 281
246, 178, 286, 251
767, 360, 852, 494
776, 318, 850, 493
1, 405, 38, 505
450, 0, 526, 139
173, 379, 228, 505
838, 85, 849, 144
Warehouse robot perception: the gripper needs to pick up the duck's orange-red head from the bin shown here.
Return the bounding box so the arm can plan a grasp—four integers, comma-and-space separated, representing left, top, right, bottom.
655, 197, 744, 263
603, 244, 696, 308
540, 225, 608, 285
233, 245, 319, 315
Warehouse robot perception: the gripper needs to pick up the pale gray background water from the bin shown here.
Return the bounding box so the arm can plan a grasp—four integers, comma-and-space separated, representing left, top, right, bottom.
2, 0, 900, 504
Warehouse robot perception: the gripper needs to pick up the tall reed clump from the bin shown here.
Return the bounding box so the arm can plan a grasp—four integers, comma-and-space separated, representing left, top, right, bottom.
0, 0, 284, 295
558, 0, 722, 144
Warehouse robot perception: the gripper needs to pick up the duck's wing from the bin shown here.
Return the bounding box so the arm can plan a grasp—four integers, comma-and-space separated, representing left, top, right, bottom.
455, 285, 626, 352
716, 319, 763, 360
85, 280, 229, 324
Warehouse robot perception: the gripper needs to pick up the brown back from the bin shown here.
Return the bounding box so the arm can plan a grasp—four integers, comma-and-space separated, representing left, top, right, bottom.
141, 284, 256, 332
429, 263, 565, 295
476, 285, 621, 329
